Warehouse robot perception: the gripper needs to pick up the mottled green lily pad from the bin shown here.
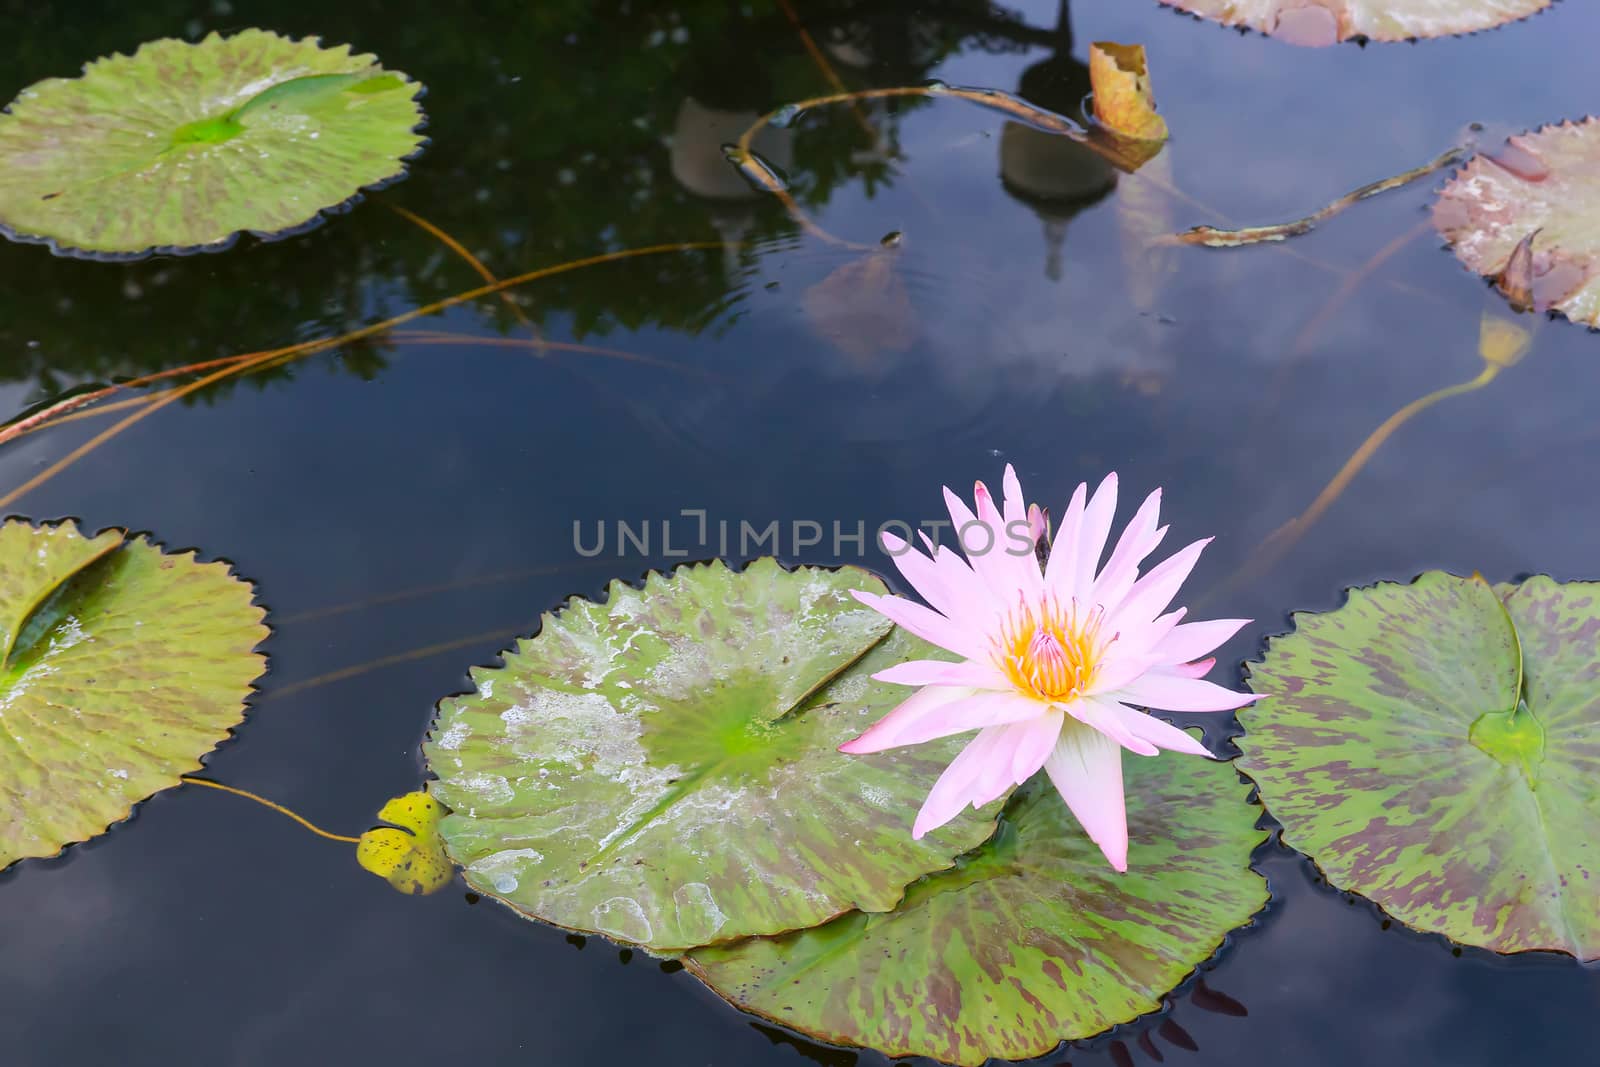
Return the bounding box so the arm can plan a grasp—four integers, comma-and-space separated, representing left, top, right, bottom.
0, 29, 426, 258
1434, 118, 1600, 326
0, 520, 268, 871
1242, 573, 1600, 958
1159, 0, 1552, 45
424, 559, 1001, 954
686, 753, 1268, 1065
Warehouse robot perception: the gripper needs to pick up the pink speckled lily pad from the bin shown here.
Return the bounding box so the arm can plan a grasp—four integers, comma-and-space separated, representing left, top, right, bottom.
1159, 0, 1553, 45
1434, 118, 1600, 326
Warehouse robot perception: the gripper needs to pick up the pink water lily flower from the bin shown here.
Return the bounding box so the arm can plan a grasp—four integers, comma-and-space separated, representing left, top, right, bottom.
842, 466, 1256, 871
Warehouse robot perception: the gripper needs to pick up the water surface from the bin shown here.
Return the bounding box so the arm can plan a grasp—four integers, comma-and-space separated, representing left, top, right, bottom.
1, 1, 1598, 1063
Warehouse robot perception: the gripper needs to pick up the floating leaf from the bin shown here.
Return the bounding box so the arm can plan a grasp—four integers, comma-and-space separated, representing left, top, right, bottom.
1089, 42, 1167, 143
357, 790, 454, 896
1241, 572, 1600, 958
0, 29, 426, 258
1434, 119, 1600, 325
424, 559, 999, 954
1158, 0, 1552, 45
0, 520, 267, 871
686, 754, 1268, 1065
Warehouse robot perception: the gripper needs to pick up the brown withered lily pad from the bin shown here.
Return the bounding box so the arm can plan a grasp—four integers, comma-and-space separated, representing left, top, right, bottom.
1434, 119, 1600, 325
1159, 0, 1553, 45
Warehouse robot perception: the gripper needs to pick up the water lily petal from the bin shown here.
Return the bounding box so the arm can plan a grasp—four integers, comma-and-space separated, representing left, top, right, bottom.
839, 687, 1039, 753
1153, 617, 1251, 665
1070, 473, 1121, 601
975, 477, 1042, 599
1114, 670, 1260, 712
1043, 480, 1088, 597
873, 658, 1010, 689
1117, 708, 1214, 757
1067, 695, 1160, 756
1092, 488, 1166, 609
1109, 537, 1212, 630
851, 588, 987, 661
910, 726, 1005, 838
1173, 656, 1216, 679
1044, 723, 1129, 872
1001, 464, 1028, 530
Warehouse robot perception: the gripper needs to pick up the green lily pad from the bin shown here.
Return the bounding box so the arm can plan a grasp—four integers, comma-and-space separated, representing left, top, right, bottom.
423, 559, 1001, 954
0, 520, 268, 871
686, 752, 1268, 1065
1434, 118, 1600, 326
1158, 0, 1553, 45
0, 29, 426, 258
1241, 572, 1600, 958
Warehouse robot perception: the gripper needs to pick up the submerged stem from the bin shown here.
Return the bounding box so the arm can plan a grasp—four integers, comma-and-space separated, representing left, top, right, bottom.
0, 241, 723, 508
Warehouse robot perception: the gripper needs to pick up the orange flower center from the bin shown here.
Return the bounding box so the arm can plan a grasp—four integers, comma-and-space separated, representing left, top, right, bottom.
995, 598, 1105, 703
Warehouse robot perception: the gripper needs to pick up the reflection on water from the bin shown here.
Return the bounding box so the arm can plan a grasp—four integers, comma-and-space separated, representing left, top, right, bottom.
3, 0, 1600, 1065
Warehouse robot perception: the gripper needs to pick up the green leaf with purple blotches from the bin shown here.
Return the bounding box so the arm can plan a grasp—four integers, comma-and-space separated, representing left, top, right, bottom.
684, 755, 1267, 1065
0, 29, 425, 258
1241, 572, 1600, 959
423, 558, 1001, 955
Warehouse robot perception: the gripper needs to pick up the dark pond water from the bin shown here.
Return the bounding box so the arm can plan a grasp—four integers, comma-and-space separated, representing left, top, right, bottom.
2, 0, 1598, 1063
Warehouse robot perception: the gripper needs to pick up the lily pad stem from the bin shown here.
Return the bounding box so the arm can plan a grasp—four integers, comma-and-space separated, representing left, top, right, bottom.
180, 776, 361, 843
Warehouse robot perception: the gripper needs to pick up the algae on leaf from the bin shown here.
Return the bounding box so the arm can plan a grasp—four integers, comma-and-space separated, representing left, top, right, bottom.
0, 29, 427, 258
1242, 573, 1600, 958
424, 559, 1002, 955
0, 520, 268, 871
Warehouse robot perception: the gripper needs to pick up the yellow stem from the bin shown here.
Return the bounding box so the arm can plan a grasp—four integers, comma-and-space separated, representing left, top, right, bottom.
1208, 361, 1505, 606
179, 776, 361, 844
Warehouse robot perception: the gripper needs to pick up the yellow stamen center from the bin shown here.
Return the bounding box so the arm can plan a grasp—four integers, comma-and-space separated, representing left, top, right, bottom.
996, 597, 1105, 703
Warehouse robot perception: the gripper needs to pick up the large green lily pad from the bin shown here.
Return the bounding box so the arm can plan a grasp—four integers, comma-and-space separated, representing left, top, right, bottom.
424, 559, 1001, 954
1158, 0, 1553, 45
1241, 572, 1600, 958
0, 29, 426, 258
686, 753, 1268, 1065
1434, 118, 1600, 327
0, 520, 268, 870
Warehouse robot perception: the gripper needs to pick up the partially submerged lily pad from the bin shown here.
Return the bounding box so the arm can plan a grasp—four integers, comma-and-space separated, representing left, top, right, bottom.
1241, 573, 1600, 958
0, 29, 426, 258
1434, 118, 1600, 326
802, 245, 918, 362
1158, 0, 1553, 45
687, 754, 1268, 1065
424, 559, 1000, 954
0, 520, 267, 871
